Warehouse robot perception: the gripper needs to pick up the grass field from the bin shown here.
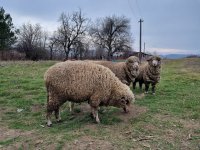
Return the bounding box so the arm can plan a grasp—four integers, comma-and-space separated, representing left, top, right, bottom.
0, 58, 200, 149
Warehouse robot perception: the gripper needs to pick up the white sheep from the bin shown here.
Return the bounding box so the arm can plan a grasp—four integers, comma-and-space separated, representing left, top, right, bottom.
44, 61, 135, 126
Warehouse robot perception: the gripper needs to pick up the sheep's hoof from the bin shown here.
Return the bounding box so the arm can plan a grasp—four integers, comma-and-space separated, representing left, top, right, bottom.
56, 119, 62, 123
47, 124, 52, 127
46, 123, 52, 127
96, 119, 100, 124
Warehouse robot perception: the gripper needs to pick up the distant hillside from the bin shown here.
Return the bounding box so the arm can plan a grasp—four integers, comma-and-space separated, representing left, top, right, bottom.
161, 54, 190, 59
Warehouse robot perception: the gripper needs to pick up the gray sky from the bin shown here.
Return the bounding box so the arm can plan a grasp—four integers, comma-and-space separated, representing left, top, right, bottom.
1, 0, 200, 55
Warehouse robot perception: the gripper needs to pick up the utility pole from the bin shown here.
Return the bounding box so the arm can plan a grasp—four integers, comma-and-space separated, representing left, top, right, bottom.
144, 42, 145, 53
139, 19, 144, 63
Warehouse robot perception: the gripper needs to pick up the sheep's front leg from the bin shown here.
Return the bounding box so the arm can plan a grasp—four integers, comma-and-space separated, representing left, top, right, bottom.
91, 106, 100, 123
145, 83, 150, 94
132, 82, 136, 89
69, 102, 74, 112
139, 81, 143, 90
89, 94, 101, 123
55, 108, 61, 122
46, 110, 53, 127
152, 83, 156, 95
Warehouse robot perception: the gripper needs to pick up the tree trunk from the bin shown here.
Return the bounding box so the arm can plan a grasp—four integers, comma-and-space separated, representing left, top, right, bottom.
50, 48, 53, 60
64, 47, 70, 60
80, 50, 83, 60
107, 50, 113, 61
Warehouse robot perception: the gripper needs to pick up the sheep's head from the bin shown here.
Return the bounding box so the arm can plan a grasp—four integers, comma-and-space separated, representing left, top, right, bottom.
147, 56, 161, 67
125, 56, 140, 78
109, 85, 135, 113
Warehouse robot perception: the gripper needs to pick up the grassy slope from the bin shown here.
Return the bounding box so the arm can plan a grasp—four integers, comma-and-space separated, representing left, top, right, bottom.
0, 59, 199, 149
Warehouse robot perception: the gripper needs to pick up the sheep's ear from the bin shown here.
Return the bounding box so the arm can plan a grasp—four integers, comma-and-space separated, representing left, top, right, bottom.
157, 56, 161, 61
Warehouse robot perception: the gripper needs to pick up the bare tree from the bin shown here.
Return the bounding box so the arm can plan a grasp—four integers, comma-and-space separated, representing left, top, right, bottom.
48, 32, 59, 60
90, 15, 132, 60
55, 9, 89, 60
72, 37, 90, 60
95, 46, 106, 59
17, 23, 48, 60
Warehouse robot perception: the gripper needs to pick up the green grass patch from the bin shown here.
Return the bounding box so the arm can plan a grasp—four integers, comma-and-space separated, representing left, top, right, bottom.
0, 137, 20, 146
0, 59, 200, 149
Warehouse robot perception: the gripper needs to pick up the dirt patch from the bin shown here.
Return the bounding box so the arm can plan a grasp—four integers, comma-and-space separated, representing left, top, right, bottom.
135, 93, 145, 100
31, 104, 45, 112
0, 126, 36, 150
153, 114, 200, 149
64, 136, 116, 150
114, 105, 147, 123
70, 103, 147, 124
0, 126, 33, 141
154, 114, 200, 130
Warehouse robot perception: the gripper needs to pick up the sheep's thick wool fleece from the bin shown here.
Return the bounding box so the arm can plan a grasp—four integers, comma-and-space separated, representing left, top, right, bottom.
138, 63, 161, 83
95, 61, 132, 83
44, 61, 133, 105
91, 60, 138, 86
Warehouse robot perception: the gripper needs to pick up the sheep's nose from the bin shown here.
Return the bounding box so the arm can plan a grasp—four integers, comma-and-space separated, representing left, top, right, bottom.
152, 60, 158, 66
133, 62, 139, 68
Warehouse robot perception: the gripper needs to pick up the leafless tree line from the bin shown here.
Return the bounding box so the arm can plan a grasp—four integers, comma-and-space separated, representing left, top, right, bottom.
15, 9, 134, 60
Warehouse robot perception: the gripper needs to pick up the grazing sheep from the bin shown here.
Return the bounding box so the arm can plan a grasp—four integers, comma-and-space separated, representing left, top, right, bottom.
44, 61, 134, 126
69, 56, 139, 112
133, 56, 161, 94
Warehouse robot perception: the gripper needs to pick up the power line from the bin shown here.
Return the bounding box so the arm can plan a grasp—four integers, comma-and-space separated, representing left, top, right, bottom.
127, 0, 138, 21
135, 0, 143, 19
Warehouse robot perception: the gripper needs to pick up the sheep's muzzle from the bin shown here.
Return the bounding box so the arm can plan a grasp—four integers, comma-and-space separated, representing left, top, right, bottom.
123, 105, 130, 113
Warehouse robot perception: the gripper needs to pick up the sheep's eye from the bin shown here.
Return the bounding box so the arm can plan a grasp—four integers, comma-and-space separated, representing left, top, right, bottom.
126, 100, 129, 105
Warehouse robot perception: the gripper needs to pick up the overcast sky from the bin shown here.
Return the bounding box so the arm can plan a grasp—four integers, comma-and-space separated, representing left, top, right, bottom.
1, 0, 200, 55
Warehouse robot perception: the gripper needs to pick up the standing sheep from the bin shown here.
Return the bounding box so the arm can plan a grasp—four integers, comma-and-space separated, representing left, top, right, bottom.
133, 56, 161, 94
44, 61, 134, 126
92, 56, 140, 86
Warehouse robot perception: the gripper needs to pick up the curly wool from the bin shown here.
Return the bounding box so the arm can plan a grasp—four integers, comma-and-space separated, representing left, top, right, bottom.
44, 61, 134, 125
133, 56, 161, 93
138, 63, 161, 83
89, 56, 140, 86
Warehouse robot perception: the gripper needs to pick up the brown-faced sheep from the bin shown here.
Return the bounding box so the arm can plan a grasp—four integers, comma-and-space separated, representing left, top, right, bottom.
44, 61, 135, 126
133, 56, 161, 94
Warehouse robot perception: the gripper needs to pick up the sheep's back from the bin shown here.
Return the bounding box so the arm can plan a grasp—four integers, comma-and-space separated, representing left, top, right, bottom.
93, 61, 126, 82
44, 61, 114, 101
